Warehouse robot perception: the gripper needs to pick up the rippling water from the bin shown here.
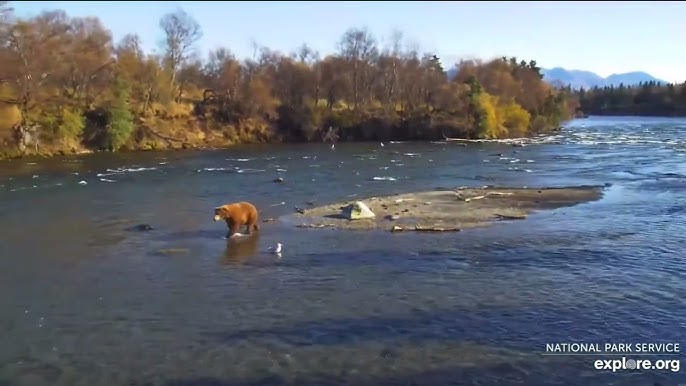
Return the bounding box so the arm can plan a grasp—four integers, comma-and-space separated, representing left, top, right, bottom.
0, 116, 685, 386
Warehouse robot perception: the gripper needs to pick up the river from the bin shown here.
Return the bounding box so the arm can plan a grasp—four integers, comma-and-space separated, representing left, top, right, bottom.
0, 116, 684, 386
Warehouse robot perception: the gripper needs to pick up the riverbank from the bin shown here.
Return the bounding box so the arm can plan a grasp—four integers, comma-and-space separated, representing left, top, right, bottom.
0, 143, 223, 162
0, 131, 541, 162
289, 186, 605, 232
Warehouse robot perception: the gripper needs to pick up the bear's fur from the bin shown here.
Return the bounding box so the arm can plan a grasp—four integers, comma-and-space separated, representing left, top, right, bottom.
213, 201, 260, 238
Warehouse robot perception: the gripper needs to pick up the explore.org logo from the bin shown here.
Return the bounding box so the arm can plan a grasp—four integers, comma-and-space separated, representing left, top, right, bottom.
543, 342, 681, 373
593, 356, 680, 373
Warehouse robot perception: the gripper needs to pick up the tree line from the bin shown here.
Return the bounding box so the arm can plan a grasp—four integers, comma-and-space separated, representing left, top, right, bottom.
575, 81, 686, 117
0, 3, 578, 159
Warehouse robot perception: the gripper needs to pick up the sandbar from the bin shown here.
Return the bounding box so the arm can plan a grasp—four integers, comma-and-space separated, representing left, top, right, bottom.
290, 186, 605, 232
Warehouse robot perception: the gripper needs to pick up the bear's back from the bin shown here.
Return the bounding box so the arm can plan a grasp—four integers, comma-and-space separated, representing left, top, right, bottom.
227, 201, 259, 222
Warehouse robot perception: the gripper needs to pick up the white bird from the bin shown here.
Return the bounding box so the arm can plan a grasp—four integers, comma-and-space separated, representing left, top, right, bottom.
380, 142, 385, 147
267, 242, 283, 256
331, 143, 335, 150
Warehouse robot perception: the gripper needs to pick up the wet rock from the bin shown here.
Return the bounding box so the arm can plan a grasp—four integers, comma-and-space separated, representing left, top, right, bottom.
273, 177, 284, 183
385, 214, 400, 221
380, 348, 397, 358
127, 224, 154, 232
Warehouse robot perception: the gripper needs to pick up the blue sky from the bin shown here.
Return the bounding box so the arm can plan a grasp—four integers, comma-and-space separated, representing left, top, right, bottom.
12, 1, 686, 83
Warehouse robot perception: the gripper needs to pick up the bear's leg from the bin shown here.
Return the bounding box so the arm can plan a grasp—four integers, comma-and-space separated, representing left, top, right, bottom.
225, 219, 237, 238
246, 216, 260, 233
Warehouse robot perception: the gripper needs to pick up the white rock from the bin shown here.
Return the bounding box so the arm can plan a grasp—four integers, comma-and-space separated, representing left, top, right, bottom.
341, 201, 376, 220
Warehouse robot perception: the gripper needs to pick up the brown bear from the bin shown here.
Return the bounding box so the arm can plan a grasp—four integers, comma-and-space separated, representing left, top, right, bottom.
213, 201, 260, 238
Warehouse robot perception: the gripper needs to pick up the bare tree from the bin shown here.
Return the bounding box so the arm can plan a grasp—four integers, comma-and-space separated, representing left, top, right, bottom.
159, 8, 202, 96
294, 43, 319, 64
116, 33, 143, 58
338, 27, 378, 111
57, 16, 115, 109
382, 29, 403, 107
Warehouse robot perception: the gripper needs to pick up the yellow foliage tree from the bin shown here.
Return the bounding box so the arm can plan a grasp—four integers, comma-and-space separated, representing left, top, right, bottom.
476, 92, 531, 139
500, 100, 531, 137
476, 92, 503, 139
56, 108, 86, 147
0, 105, 21, 130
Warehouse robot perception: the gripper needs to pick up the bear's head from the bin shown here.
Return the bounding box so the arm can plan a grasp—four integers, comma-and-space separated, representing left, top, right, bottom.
213, 205, 230, 222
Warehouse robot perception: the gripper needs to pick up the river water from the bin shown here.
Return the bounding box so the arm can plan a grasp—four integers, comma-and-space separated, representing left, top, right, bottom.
0, 116, 684, 386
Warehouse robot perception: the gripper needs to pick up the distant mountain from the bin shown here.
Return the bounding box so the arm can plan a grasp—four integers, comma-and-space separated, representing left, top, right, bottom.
541, 68, 667, 90
446, 67, 459, 81
603, 71, 666, 87
445, 65, 667, 90
541, 68, 605, 90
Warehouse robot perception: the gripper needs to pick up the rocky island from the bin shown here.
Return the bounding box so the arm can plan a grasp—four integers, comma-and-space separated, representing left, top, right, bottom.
291, 186, 605, 232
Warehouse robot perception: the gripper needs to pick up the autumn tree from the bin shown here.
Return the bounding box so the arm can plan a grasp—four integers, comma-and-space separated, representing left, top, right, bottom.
159, 8, 202, 100
373, 29, 404, 110
315, 56, 349, 111
205, 47, 242, 102
114, 34, 150, 113
55, 16, 114, 110
338, 27, 378, 111
0, 4, 583, 159
2, 11, 72, 146
106, 78, 134, 150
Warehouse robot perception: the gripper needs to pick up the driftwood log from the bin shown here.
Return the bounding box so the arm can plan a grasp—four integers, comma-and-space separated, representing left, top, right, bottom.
391, 225, 461, 233
455, 191, 515, 202
296, 223, 337, 228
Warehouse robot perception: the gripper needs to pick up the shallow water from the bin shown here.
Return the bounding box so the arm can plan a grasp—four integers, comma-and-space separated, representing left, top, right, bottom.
0, 116, 685, 386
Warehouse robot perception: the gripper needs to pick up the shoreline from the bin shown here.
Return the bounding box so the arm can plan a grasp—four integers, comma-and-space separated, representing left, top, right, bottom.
287, 186, 606, 233
4, 114, 685, 163
0, 135, 546, 163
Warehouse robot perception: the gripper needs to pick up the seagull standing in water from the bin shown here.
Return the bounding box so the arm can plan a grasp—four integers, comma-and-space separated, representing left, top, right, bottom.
268, 243, 283, 258
331, 143, 335, 150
